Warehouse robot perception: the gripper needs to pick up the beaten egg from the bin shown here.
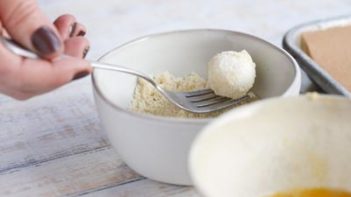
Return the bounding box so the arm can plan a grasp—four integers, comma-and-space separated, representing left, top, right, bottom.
272, 188, 351, 197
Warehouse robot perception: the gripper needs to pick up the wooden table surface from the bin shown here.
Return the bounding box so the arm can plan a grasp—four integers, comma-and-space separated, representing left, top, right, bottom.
0, 0, 350, 196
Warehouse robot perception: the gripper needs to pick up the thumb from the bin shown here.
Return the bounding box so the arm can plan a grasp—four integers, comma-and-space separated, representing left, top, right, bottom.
0, 0, 63, 59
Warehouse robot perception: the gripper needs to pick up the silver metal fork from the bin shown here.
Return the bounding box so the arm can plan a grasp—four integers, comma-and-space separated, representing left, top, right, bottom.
1, 37, 249, 113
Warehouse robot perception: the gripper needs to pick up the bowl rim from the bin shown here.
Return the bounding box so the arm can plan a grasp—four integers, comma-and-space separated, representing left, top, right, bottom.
188, 94, 349, 196
92, 28, 300, 124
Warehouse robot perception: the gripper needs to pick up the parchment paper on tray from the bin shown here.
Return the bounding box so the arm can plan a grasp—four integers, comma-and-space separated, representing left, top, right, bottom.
283, 15, 351, 97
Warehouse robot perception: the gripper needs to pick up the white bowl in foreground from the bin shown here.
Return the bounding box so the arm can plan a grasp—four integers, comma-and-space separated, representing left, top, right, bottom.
189, 94, 351, 196
92, 29, 301, 185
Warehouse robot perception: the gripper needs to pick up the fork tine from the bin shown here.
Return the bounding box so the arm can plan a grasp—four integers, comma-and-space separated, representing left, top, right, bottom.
190, 95, 224, 103
197, 95, 249, 109
166, 88, 251, 113
195, 97, 231, 107
187, 93, 217, 102
183, 89, 214, 97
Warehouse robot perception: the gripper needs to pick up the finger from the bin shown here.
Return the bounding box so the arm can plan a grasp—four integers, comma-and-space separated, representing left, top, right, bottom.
11, 57, 91, 97
54, 14, 77, 40
0, 0, 63, 59
0, 22, 10, 37
70, 22, 86, 37
23, 57, 91, 92
0, 41, 26, 98
0, 21, 8, 37
54, 15, 86, 39
0, 41, 91, 99
64, 37, 90, 58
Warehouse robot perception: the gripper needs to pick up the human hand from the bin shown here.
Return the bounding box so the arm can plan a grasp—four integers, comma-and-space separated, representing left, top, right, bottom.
0, 0, 92, 100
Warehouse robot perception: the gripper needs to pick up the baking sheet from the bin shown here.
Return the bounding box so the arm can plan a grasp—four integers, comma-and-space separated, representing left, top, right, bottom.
283, 15, 351, 97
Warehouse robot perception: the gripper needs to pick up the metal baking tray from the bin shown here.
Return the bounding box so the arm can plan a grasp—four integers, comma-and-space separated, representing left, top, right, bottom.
283, 15, 351, 98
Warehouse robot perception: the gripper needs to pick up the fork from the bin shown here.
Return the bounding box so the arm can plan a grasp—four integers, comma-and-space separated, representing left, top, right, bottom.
0, 37, 249, 113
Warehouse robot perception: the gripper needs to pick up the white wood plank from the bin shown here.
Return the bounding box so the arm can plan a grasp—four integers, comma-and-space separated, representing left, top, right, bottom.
0, 147, 141, 197
82, 179, 200, 197
0, 79, 108, 173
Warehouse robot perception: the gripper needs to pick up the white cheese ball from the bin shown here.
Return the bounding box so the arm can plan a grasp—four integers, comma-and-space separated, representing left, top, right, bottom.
207, 50, 256, 99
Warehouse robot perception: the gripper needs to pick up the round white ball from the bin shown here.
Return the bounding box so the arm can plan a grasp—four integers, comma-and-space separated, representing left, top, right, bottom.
207, 50, 256, 99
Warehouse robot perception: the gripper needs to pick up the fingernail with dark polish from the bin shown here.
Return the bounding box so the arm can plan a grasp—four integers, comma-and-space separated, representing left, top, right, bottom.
31, 26, 61, 56
77, 30, 86, 37
73, 70, 90, 80
83, 46, 90, 58
69, 22, 78, 37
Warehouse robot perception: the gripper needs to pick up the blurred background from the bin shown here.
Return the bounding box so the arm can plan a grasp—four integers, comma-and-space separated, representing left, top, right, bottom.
38, 0, 351, 60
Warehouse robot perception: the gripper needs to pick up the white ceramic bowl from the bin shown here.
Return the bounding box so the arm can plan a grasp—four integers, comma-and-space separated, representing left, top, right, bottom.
189, 94, 351, 197
92, 29, 301, 185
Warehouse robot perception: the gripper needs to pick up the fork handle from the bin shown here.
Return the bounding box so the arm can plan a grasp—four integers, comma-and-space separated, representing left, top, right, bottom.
0, 36, 157, 86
